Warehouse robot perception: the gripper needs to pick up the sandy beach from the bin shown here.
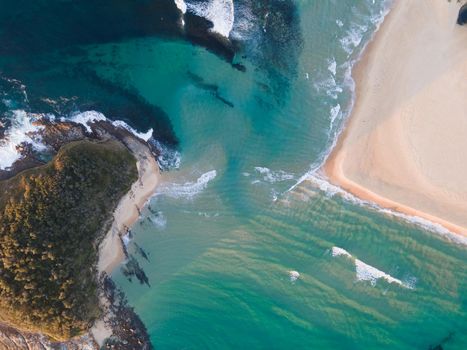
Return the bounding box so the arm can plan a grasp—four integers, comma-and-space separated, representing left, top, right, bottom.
92, 137, 160, 345
324, 0, 467, 236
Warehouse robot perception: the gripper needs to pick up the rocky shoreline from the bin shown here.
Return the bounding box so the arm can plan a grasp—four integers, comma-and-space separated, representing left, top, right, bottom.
0, 115, 161, 181
0, 117, 158, 349
0, 274, 153, 350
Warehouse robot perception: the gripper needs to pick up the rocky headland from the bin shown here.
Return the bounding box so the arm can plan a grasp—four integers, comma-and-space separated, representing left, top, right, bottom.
0, 116, 158, 349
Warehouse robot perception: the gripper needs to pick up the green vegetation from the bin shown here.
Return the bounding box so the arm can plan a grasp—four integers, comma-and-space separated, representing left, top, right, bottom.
0, 140, 137, 340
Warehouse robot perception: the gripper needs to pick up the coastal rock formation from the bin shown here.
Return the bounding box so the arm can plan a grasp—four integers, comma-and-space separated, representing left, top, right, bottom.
0, 324, 97, 350
0, 119, 159, 347
0, 140, 138, 339
0, 116, 161, 181
457, 4, 467, 25
99, 275, 154, 350
0, 0, 237, 63
0, 115, 162, 347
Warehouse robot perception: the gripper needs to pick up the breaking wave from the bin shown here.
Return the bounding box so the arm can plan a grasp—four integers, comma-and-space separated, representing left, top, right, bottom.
0, 110, 46, 170
149, 211, 167, 229
174, 0, 187, 14
157, 170, 217, 199
331, 246, 415, 289
285, 0, 467, 247
280, 1, 467, 245
288, 270, 300, 283
300, 174, 467, 247
186, 0, 234, 38
253, 167, 295, 184
0, 109, 158, 171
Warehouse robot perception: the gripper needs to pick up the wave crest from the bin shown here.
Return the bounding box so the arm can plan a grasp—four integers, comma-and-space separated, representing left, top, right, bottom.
331, 246, 415, 289
187, 0, 234, 37
157, 170, 217, 199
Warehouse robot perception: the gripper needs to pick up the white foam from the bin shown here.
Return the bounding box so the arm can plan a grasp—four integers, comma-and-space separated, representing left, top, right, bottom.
150, 139, 181, 170
313, 75, 342, 100
328, 58, 337, 75
340, 23, 367, 55
331, 246, 414, 289
0, 110, 46, 170
287, 2, 399, 197
301, 174, 467, 246
68, 110, 153, 142
254, 167, 295, 184
377, 208, 467, 246
230, 1, 255, 40
288, 270, 300, 283
329, 104, 341, 130
157, 170, 217, 199
112, 120, 153, 142
174, 0, 187, 14
187, 0, 234, 37
149, 212, 167, 229
355, 259, 405, 287
331, 246, 352, 258
122, 231, 131, 247
336, 19, 344, 28
68, 110, 106, 133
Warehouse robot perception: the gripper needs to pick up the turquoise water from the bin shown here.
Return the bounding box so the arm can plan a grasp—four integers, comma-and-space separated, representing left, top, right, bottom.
1, 0, 466, 348
93, 1, 467, 349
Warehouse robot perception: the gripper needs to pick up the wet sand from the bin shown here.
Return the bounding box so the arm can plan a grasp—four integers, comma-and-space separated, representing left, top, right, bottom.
324, 0, 467, 237
92, 138, 160, 345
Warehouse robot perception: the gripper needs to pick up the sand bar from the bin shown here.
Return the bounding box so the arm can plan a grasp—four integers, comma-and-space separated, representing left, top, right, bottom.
92, 138, 160, 345
324, 0, 467, 237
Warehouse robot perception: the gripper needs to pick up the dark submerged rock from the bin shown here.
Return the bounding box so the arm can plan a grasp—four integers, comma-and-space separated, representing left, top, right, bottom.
121, 256, 151, 287
458, 4, 467, 25
100, 274, 154, 350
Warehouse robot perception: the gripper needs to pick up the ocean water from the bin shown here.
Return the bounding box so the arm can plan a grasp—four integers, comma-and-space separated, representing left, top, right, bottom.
1, 0, 466, 349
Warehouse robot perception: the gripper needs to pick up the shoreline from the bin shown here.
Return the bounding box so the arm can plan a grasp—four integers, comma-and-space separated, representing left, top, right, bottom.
91, 137, 160, 345
323, 0, 467, 238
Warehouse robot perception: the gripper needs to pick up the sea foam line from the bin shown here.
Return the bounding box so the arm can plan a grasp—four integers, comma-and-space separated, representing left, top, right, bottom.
67, 110, 153, 142
304, 173, 467, 247
286, 0, 467, 246
156, 170, 217, 199
0, 109, 154, 170
331, 246, 415, 289
293, 3, 392, 188
253, 167, 295, 184
281, 1, 467, 242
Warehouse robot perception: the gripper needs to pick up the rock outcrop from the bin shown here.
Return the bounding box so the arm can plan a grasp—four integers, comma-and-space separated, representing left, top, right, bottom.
457, 4, 467, 25
0, 324, 97, 350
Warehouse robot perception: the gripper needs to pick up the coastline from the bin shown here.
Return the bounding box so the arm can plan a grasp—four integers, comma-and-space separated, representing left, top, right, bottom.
323, 0, 467, 237
92, 137, 160, 345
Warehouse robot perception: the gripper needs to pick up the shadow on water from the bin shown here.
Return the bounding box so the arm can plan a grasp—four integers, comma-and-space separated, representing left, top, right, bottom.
0, 55, 180, 146
0, 0, 236, 62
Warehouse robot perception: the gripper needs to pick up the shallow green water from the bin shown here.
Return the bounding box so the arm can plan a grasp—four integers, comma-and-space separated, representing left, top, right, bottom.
82, 1, 467, 349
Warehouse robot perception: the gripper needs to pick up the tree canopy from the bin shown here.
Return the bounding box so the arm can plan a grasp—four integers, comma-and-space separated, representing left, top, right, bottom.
0, 140, 137, 340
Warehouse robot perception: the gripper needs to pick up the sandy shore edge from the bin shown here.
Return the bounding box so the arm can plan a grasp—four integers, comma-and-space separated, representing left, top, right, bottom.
91, 138, 160, 345
323, 0, 467, 238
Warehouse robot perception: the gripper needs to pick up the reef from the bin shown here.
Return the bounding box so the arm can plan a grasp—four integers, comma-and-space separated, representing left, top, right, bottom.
100, 274, 154, 350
